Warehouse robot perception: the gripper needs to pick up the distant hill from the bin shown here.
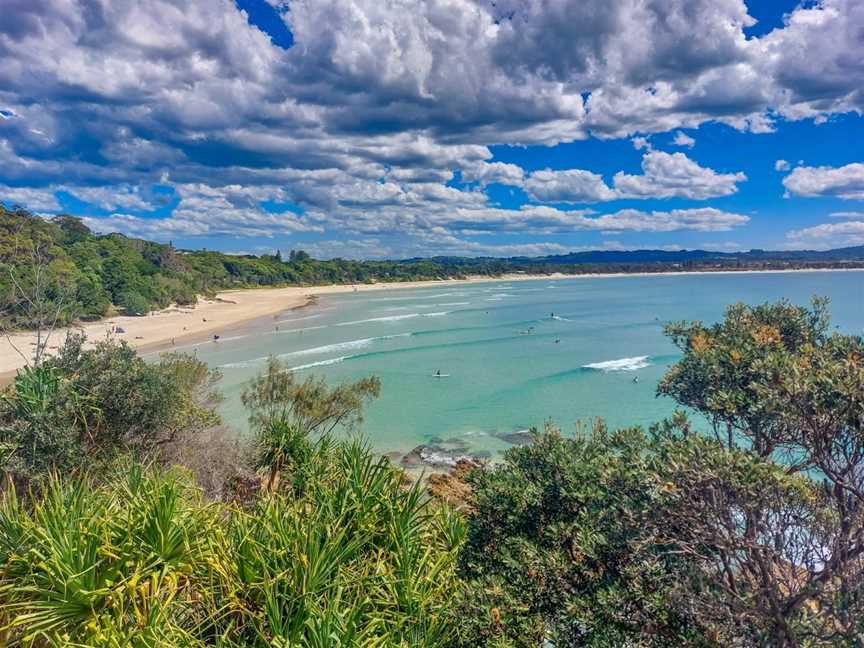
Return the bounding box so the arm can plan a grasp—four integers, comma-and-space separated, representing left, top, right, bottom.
420, 246, 864, 266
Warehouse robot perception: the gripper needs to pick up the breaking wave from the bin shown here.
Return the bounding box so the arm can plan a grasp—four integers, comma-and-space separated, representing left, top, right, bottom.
335, 311, 449, 326
279, 333, 410, 358
220, 333, 410, 369
289, 356, 350, 371
581, 355, 650, 372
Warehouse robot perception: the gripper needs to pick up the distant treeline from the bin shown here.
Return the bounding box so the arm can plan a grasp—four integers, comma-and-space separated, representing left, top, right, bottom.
3, 205, 864, 327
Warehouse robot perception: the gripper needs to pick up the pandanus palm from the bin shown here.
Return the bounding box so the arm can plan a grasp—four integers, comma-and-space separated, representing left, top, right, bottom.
0, 464, 222, 646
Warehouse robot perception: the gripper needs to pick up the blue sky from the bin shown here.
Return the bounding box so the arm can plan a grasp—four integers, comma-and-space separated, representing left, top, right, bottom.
1, 0, 863, 258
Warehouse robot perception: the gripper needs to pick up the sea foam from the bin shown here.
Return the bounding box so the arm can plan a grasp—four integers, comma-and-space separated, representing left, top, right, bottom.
336, 311, 449, 326
279, 333, 410, 358
220, 333, 409, 369
582, 355, 650, 372
289, 356, 350, 371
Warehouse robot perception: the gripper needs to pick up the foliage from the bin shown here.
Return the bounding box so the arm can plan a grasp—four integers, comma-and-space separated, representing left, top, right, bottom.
0, 442, 464, 647
452, 298, 864, 647
0, 334, 222, 482
659, 297, 832, 457
241, 357, 380, 491
451, 422, 715, 648
658, 297, 864, 646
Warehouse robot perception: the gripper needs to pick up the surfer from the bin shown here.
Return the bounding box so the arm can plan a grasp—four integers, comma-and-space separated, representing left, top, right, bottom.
632, 376, 639, 383
435, 369, 441, 377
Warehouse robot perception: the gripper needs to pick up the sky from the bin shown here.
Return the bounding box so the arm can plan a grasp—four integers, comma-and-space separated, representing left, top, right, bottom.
1, 0, 863, 259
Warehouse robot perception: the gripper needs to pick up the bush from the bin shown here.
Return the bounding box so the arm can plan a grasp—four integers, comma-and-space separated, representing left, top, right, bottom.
0, 442, 464, 647
0, 335, 223, 483
118, 289, 150, 315
451, 422, 715, 648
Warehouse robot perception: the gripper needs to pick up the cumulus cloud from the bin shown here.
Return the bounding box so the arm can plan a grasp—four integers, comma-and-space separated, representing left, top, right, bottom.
523, 169, 617, 203
672, 131, 695, 148
775, 159, 791, 172
0, 0, 861, 250
632, 137, 651, 151
460, 162, 524, 187
521, 151, 746, 203
758, 0, 864, 120
0, 185, 61, 212
613, 151, 746, 199
786, 221, 864, 249
782, 163, 864, 199
66, 185, 165, 212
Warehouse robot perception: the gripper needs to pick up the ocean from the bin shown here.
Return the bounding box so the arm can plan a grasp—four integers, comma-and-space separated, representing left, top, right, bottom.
175, 271, 864, 464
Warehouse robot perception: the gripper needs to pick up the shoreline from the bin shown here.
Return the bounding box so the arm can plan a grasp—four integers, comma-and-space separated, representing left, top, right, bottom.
2, 266, 862, 379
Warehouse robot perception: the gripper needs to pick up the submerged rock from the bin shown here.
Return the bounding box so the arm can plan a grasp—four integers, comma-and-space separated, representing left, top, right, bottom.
400, 444, 479, 469
494, 428, 536, 446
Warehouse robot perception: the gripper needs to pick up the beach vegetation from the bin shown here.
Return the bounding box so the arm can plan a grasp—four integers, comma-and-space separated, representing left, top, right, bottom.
0, 296, 862, 646
0, 335, 222, 485
241, 356, 380, 492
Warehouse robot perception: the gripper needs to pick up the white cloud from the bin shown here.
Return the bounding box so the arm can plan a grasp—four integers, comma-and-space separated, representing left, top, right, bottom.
67, 185, 162, 212
672, 131, 695, 148
424, 205, 748, 234
460, 161, 524, 187
583, 207, 748, 232
758, 0, 864, 120
775, 159, 790, 172
523, 169, 616, 203
782, 163, 864, 200
0, 185, 60, 212
0, 0, 860, 249
786, 221, 864, 249
613, 151, 746, 199
632, 136, 652, 151
831, 211, 864, 218
521, 151, 746, 203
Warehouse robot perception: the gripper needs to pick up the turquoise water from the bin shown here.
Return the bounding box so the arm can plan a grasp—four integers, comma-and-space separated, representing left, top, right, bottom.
174, 272, 864, 460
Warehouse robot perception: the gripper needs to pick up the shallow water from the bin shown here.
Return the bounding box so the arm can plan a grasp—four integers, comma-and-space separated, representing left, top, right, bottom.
172, 271, 864, 460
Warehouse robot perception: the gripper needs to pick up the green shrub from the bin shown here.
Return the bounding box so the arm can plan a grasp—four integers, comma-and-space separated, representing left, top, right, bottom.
0, 443, 464, 647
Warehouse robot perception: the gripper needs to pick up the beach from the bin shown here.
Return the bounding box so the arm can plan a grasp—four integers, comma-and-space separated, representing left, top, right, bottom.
0, 274, 569, 377
2, 267, 859, 379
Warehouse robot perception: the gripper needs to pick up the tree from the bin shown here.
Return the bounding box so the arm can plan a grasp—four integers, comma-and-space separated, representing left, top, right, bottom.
454, 298, 864, 648
0, 211, 74, 367
241, 357, 380, 491
452, 422, 715, 648
0, 334, 223, 483
659, 298, 831, 459
657, 298, 864, 646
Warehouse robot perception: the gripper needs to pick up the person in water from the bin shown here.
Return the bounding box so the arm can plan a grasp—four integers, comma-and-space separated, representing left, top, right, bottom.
435, 369, 441, 377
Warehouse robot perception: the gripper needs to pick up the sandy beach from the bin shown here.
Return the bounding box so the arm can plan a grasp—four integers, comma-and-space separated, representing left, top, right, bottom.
2, 267, 861, 379
0, 274, 564, 377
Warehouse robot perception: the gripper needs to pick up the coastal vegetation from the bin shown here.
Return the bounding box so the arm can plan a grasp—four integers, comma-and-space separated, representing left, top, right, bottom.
3, 205, 864, 331
2, 225, 864, 645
